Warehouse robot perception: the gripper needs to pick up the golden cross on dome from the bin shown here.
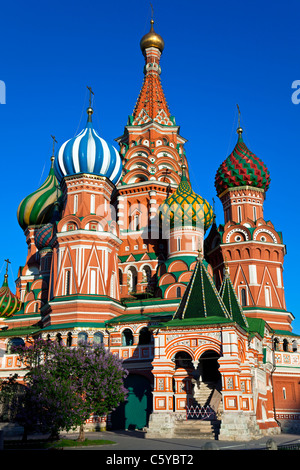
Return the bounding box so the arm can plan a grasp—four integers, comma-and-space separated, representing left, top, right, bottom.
4, 258, 10, 276
87, 86, 94, 107
236, 104, 243, 135
51, 135, 57, 156
150, 3, 154, 20
237, 104, 241, 126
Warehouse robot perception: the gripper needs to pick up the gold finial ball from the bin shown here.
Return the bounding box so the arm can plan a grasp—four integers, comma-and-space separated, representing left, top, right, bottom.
87, 107, 93, 116
140, 19, 165, 53
237, 126, 243, 135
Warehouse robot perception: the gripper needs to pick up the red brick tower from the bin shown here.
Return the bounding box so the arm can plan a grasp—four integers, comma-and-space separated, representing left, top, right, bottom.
115, 20, 213, 299
206, 121, 291, 331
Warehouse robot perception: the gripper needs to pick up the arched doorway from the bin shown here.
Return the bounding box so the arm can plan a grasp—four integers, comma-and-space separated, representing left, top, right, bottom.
198, 350, 221, 383
173, 351, 194, 411
174, 351, 193, 371
110, 374, 153, 430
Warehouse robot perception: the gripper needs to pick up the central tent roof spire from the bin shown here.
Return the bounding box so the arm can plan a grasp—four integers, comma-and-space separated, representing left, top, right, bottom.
132, 16, 173, 126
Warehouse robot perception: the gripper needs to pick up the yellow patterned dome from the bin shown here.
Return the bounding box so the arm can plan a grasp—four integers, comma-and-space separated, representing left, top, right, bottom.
159, 166, 214, 232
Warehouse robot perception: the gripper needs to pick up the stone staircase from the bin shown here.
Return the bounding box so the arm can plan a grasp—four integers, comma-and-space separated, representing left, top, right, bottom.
173, 418, 220, 439
173, 381, 222, 439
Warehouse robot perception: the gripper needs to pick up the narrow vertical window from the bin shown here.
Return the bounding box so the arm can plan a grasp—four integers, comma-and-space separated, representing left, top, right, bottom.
177, 238, 181, 251
241, 288, 247, 306
134, 214, 140, 231
90, 269, 96, 295
249, 265, 257, 285
276, 267, 282, 288
253, 205, 257, 221
226, 208, 231, 223
91, 194, 95, 214
283, 387, 286, 400
265, 286, 271, 307
110, 272, 115, 297
192, 236, 195, 251
74, 194, 78, 214
65, 270, 71, 295
238, 206, 242, 223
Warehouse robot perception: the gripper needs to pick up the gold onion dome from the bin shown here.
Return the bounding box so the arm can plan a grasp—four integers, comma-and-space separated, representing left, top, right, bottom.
140, 19, 165, 53
0, 273, 22, 318
159, 166, 214, 232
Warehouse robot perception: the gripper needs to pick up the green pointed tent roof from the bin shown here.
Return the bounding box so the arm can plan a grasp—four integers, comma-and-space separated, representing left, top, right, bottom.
219, 267, 249, 330
172, 254, 231, 322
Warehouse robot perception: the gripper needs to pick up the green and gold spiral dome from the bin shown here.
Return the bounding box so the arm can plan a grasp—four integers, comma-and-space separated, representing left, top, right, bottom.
159, 166, 214, 232
0, 273, 22, 318
17, 158, 62, 231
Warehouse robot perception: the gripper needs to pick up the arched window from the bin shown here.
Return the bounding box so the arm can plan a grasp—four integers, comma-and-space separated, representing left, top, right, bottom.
273, 337, 279, 351
127, 267, 138, 293
176, 286, 181, 298
122, 329, 133, 346
142, 266, 151, 284
134, 214, 140, 230
138, 327, 152, 345
78, 332, 88, 344
283, 339, 289, 352
56, 333, 62, 345
174, 351, 193, 370
67, 332, 72, 347
93, 332, 104, 345
6, 337, 25, 354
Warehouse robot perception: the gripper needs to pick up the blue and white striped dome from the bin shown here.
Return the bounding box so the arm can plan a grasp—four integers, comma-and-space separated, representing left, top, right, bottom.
54, 111, 122, 185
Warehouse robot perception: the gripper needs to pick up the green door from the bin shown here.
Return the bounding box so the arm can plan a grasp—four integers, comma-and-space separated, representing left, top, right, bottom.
110, 374, 152, 430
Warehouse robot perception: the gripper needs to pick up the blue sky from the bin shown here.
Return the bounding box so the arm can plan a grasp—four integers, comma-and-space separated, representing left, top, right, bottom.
0, 0, 299, 331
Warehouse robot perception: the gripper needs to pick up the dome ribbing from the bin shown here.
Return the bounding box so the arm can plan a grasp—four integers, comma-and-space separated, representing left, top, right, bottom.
215, 129, 270, 196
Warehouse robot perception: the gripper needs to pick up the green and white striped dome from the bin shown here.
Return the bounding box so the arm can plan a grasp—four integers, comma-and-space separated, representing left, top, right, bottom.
17, 158, 62, 230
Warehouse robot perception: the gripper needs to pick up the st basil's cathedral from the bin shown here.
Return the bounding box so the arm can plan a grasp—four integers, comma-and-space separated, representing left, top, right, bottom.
0, 19, 299, 441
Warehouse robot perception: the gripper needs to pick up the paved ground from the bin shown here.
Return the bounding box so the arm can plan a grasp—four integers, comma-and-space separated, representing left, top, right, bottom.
58, 429, 300, 451
4, 428, 300, 452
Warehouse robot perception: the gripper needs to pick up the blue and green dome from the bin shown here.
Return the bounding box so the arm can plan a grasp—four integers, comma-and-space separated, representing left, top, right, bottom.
54, 108, 122, 185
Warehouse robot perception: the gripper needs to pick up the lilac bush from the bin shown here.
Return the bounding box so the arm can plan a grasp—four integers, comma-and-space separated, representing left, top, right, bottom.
13, 339, 128, 440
